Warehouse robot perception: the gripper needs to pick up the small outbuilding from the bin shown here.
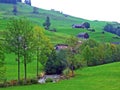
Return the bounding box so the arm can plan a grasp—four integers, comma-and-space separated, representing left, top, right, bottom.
77, 32, 89, 39
55, 44, 68, 50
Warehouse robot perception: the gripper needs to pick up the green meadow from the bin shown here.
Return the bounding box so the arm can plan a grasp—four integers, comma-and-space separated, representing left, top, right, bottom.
0, 3, 119, 44
1, 62, 120, 90
0, 2, 120, 90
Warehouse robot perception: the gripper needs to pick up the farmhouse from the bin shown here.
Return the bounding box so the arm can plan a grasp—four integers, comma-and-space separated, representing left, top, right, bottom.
55, 44, 68, 50
77, 32, 89, 39
72, 23, 85, 28
72, 22, 90, 29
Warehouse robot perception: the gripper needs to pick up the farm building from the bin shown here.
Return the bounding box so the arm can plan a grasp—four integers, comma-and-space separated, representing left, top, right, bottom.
55, 44, 68, 50
77, 32, 89, 39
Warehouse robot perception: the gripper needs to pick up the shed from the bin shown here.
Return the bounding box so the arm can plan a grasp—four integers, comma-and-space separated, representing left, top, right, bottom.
55, 44, 68, 50
77, 33, 89, 39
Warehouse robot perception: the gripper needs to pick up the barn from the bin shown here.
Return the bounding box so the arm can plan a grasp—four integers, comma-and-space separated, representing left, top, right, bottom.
55, 44, 68, 50
77, 33, 89, 39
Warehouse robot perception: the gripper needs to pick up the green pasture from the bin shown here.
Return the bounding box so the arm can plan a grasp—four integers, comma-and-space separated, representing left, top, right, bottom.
1, 62, 120, 90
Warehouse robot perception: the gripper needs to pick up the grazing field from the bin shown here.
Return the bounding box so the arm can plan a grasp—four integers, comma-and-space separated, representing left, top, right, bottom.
1, 62, 120, 90
0, 2, 120, 90
0, 3, 120, 44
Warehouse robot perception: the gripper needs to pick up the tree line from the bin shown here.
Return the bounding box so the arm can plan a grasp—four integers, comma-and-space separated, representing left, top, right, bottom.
104, 22, 120, 36
45, 38, 120, 76
0, 18, 52, 85
0, 0, 31, 5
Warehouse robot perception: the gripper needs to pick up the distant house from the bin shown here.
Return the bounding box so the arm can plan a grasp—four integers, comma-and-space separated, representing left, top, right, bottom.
77, 33, 89, 39
55, 44, 68, 50
72, 22, 90, 29
72, 23, 85, 28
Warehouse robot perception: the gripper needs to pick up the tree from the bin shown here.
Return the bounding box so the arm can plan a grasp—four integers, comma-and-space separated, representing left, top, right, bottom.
5, 18, 34, 84
82, 45, 92, 66
80, 39, 99, 51
0, 40, 6, 84
12, 5, 18, 15
83, 22, 90, 29
17, 0, 22, 2
19, 19, 34, 84
65, 36, 80, 76
33, 7, 39, 14
104, 24, 113, 32
32, 26, 52, 77
45, 50, 67, 75
0, 0, 17, 4
43, 16, 51, 30
25, 0, 31, 6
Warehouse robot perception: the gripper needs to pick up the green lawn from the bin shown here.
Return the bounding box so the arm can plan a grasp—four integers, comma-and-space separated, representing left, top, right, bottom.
1, 62, 120, 90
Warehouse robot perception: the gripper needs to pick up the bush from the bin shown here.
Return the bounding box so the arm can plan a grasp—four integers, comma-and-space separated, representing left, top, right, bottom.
45, 50, 66, 75
62, 68, 72, 79
45, 78, 53, 83
19, 79, 24, 85
63, 68, 70, 76
31, 78, 38, 84
10, 80, 18, 86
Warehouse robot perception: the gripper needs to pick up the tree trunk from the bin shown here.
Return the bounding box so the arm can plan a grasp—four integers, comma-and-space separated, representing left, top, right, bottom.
18, 57, 20, 84
37, 50, 39, 78
71, 65, 74, 77
23, 44, 27, 84
17, 42, 20, 84
24, 54, 27, 84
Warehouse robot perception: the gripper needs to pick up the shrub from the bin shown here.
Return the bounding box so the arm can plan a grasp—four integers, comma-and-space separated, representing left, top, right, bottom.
45, 78, 53, 83
31, 78, 38, 84
10, 80, 18, 86
19, 79, 24, 85
62, 68, 71, 79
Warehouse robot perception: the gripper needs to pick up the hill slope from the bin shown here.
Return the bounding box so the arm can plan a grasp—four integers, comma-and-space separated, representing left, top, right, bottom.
1, 62, 120, 90
0, 3, 120, 44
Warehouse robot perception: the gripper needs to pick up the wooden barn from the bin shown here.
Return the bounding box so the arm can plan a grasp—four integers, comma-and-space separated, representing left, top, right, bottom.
77, 32, 89, 39
55, 44, 68, 50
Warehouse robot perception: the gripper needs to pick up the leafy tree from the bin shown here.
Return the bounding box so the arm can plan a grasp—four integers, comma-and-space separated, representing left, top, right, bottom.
83, 22, 90, 29
5, 18, 34, 84
45, 50, 67, 75
0, 41, 4, 68
32, 26, 52, 77
65, 36, 80, 75
80, 39, 99, 52
45, 50, 57, 74
12, 5, 18, 15
25, 0, 31, 6
104, 23, 113, 32
116, 45, 120, 61
0, 0, 17, 4
33, 7, 39, 14
17, 0, 22, 2
0, 41, 6, 84
82, 45, 92, 66
43, 16, 51, 30
116, 29, 120, 36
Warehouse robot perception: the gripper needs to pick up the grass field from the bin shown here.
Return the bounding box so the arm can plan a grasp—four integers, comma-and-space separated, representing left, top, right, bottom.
1, 62, 120, 90
0, 3, 120, 44
0, 2, 120, 90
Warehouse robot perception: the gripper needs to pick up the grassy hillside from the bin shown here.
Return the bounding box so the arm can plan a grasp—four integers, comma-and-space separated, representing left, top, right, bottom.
0, 3, 120, 44
1, 62, 120, 90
